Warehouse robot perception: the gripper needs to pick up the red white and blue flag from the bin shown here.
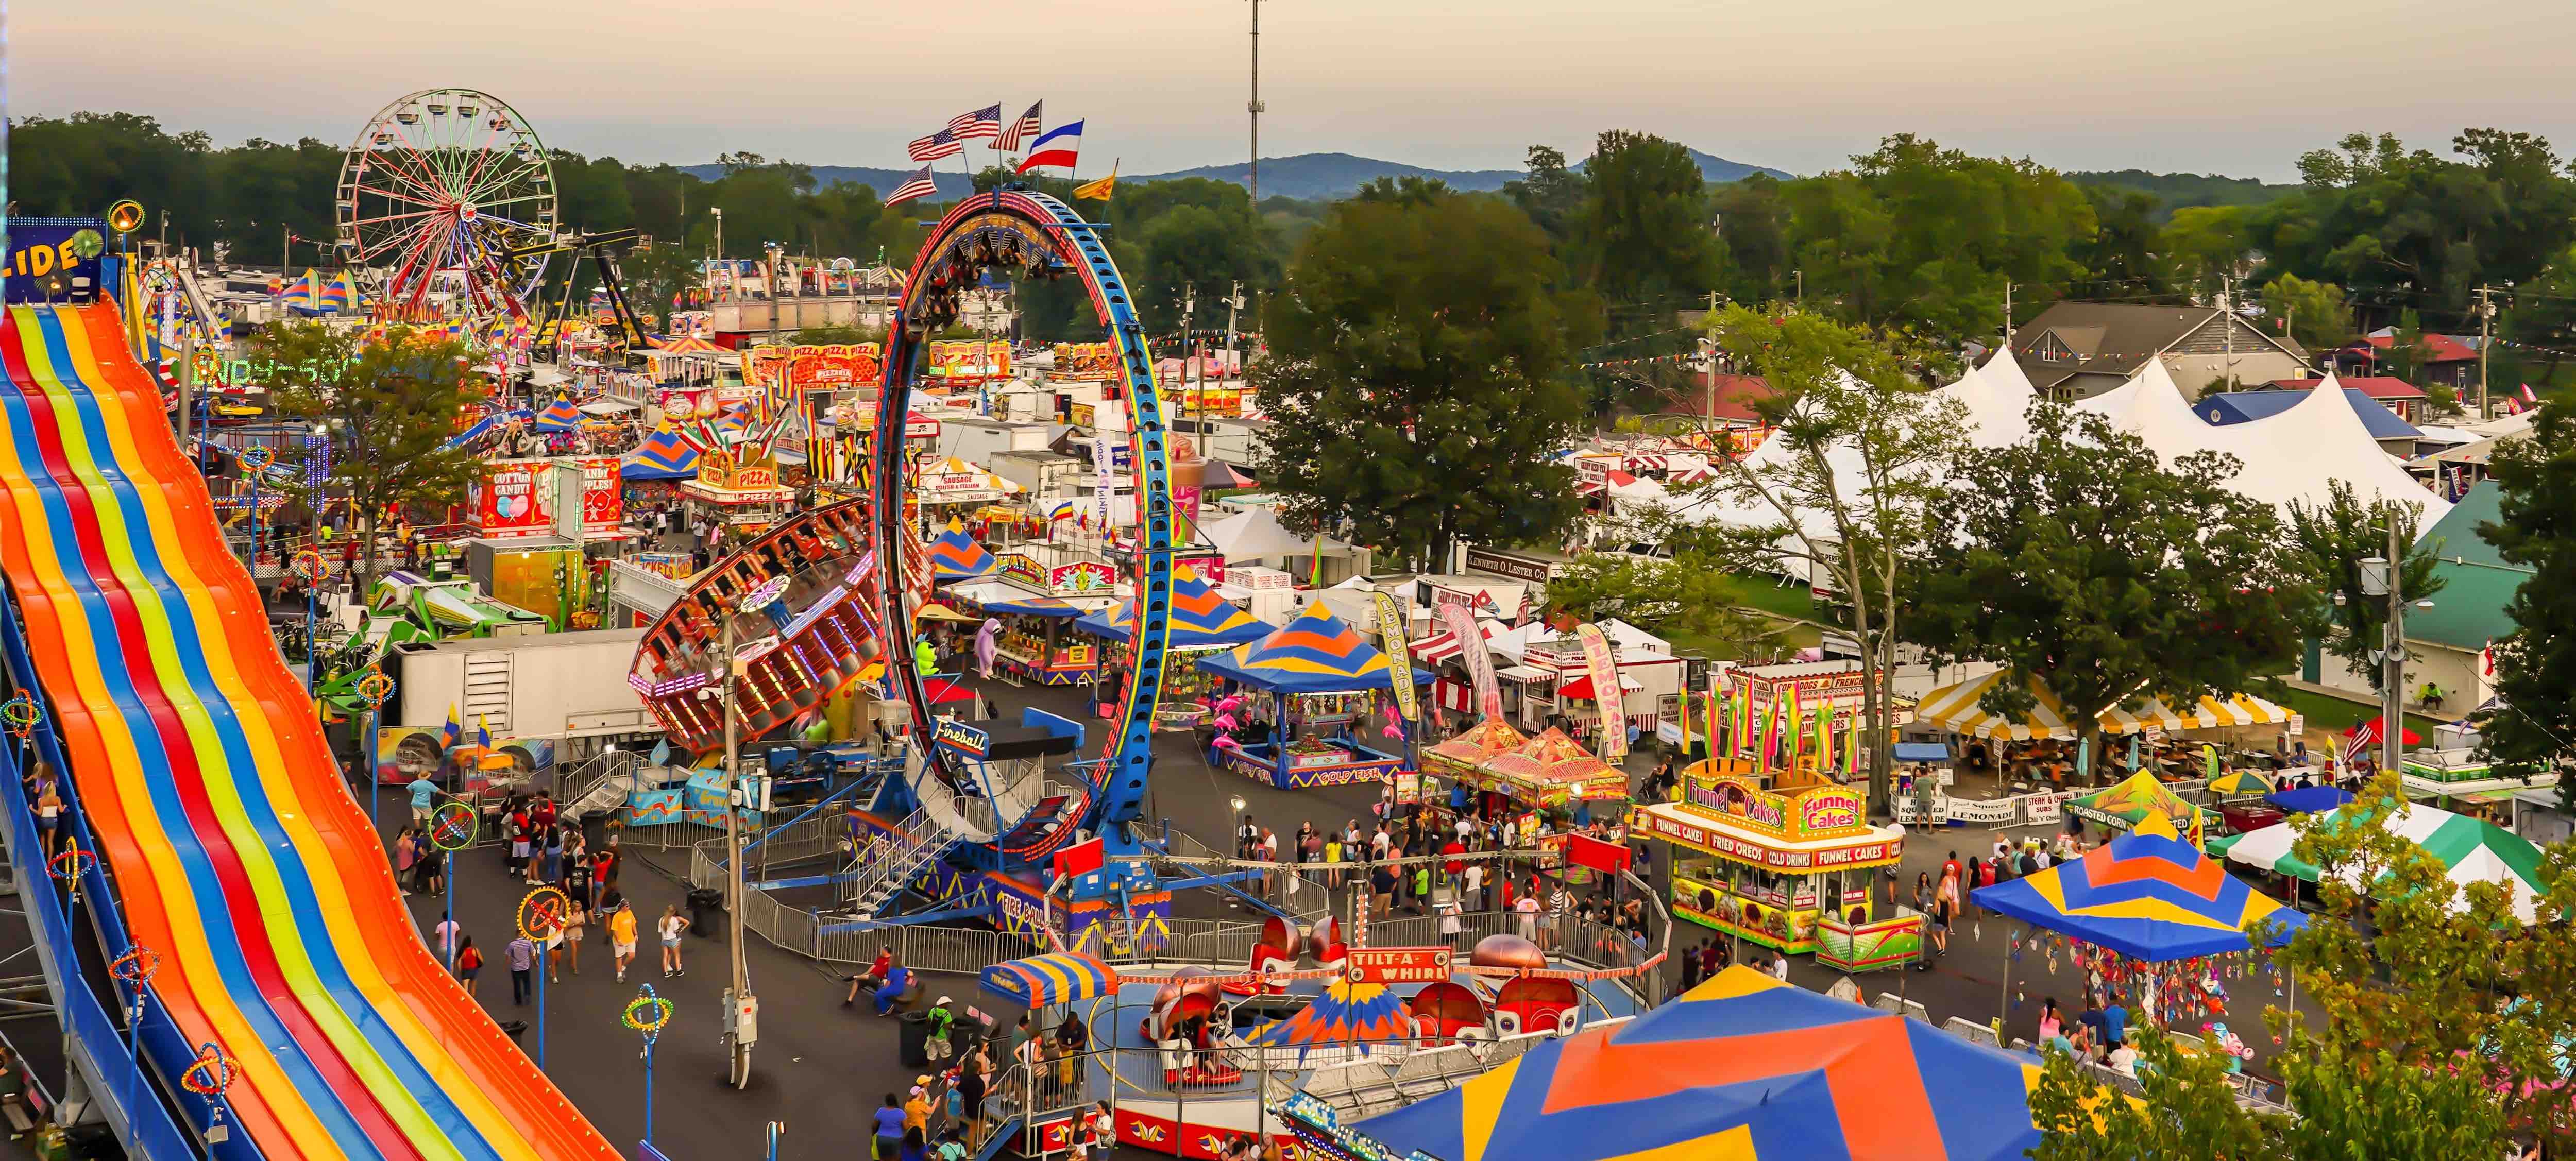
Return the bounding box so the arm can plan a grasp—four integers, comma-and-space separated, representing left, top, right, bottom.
948, 104, 1003, 141
908, 127, 960, 161
885, 163, 939, 208
995, 101, 1043, 151
1015, 121, 1083, 174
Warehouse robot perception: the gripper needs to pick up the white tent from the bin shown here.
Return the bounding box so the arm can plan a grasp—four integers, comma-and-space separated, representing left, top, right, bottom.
1203, 507, 1335, 561
2076, 362, 2450, 522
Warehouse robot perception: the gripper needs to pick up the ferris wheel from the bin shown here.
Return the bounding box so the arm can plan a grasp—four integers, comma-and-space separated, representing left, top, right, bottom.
335, 88, 557, 321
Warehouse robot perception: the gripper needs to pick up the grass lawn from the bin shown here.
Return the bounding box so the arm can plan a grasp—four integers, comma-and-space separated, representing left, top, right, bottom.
1718, 571, 1823, 623
1665, 620, 1822, 662
2274, 687, 2445, 739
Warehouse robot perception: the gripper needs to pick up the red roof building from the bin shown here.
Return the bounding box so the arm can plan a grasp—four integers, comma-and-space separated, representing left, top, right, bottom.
1660, 373, 1774, 424
2264, 375, 2429, 422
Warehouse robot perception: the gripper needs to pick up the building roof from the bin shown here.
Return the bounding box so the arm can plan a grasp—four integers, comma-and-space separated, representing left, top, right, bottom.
2011, 302, 2308, 393
2199, 389, 2423, 440
1658, 373, 1774, 422
2266, 375, 2427, 401
2409, 481, 2529, 652
2368, 331, 2480, 363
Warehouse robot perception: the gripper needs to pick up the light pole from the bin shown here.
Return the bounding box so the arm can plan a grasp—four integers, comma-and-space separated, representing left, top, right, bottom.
718, 577, 785, 1089
711, 208, 725, 302
2359, 525, 2436, 779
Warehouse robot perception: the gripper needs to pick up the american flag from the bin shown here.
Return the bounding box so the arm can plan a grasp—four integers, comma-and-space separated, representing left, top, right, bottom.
947, 104, 1003, 141
907, 127, 960, 161
884, 163, 939, 208
995, 101, 1043, 151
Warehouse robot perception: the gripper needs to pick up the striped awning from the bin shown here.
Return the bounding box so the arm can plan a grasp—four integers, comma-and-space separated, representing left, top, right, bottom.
979, 953, 1119, 1007
2097, 693, 2293, 735
1912, 671, 2075, 740
1411, 621, 1494, 664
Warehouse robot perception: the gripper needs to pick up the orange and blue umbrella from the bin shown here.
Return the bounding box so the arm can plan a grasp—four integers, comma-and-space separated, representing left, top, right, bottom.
623, 426, 700, 480
979, 952, 1118, 1007
925, 519, 996, 582
1970, 813, 2306, 961
532, 397, 585, 432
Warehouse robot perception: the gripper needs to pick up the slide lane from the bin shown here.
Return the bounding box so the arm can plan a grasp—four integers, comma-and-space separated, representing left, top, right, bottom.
0, 316, 378, 1157
14, 309, 484, 1159
53, 303, 622, 1160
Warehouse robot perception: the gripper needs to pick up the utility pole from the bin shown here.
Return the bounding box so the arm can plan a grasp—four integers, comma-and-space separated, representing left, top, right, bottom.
1704, 291, 1721, 420
2381, 520, 2404, 777
1792, 269, 1804, 307
2002, 282, 2013, 352
767, 242, 784, 350
720, 603, 757, 1088
1247, 0, 1265, 207
282, 223, 292, 279
1179, 285, 1198, 427
2222, 274, 2236, 392
2477, 284, 2503, 419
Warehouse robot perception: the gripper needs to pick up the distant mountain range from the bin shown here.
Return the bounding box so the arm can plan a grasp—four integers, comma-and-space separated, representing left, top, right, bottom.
677, 148, 1795, 202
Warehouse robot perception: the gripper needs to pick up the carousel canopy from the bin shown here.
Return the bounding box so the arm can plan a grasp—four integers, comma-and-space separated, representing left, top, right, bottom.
1195, 604, 1431, 694
978, 952, 1118, 1007
2221, 798, 2547, 923
1242, 977, 1413, 1061
622, 426, 701, 480
926, 519, 998, 582
1358, 966, 2049, 1161
1971, 814, 2305, 961
1073, 563, 1270, 646
531, 397, 586, 432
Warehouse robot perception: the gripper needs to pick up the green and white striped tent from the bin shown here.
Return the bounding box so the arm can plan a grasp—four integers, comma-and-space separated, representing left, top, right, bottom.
2218, 801, 2546, 924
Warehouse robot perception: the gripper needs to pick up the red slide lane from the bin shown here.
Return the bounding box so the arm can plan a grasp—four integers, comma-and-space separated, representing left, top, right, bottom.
72, 305, 622, 1159
0, 322, 419, 1158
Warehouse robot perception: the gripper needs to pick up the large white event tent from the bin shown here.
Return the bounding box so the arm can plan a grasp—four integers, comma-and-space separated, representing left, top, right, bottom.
1664, 355, 2446, 548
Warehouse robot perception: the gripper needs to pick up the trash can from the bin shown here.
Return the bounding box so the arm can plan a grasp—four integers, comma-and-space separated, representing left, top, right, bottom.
687, 887, 725, 937
898, 1010, 933, 1067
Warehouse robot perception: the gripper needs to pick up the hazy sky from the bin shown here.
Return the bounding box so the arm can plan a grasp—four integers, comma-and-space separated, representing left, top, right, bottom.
19, 0, 2576, 180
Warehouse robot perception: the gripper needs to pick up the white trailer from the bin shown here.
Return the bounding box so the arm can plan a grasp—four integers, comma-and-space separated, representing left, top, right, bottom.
388, 627, 658, 743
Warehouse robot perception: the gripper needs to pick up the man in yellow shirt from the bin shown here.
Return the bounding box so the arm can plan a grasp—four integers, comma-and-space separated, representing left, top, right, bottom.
607, 901, 639, 983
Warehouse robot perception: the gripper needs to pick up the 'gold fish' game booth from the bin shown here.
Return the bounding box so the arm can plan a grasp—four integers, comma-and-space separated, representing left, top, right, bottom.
1633, 773, 1921, 970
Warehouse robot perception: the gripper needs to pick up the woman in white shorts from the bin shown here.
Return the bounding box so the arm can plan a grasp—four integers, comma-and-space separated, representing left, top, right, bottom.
659, 904, 688, 978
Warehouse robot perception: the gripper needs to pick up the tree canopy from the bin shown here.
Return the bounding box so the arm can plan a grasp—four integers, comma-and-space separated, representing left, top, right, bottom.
2284, 479, 2445, 692
2479, 405, 2576, 797
1908, 404, 2315, 762
1253, 187, 1592, 570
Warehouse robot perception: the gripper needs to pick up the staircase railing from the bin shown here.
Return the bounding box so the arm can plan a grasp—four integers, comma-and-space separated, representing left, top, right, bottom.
837, 804, 953, 919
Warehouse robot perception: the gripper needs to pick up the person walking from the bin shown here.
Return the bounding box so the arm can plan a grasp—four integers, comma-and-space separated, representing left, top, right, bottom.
873, 1093, 907, 1160
453, 935, 483, 997
393, 826, 418, 894
507, 932, 537, 1005
406, 774, 439, 829
658, 904, 688, 977
925, 997, 958, 1062
608, 901, 639, 983
556, 899, 584, 977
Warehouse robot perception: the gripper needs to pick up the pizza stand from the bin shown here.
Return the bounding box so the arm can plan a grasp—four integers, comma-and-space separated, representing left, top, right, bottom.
1632, 774, 1918, 972
679, 447, 797, 539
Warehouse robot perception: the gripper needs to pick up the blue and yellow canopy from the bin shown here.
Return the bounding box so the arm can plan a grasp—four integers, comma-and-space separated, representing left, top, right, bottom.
623, 426, 700, 480
1360, 966, 2047, 1161
1075, 564, 1269, 647
1971, 813, 2306, 961
1195, 604, 1428, 694
979, 953, 1118, 1008
926, 520, 997, 582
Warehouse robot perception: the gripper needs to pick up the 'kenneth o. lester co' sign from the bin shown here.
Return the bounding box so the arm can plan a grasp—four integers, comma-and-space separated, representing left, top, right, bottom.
1345, 947, 1454, 985
1462, 547, 1560, 584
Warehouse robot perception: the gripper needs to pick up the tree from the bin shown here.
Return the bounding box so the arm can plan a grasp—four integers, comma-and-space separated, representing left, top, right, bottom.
2028, 771, 2568, 1158
2505, 247, 2576, 387
2257, 272, 2354, 353
2479, 405, 2576, 798
1254, 189, 1591, 571
1576, 131, 1721, 334
1780, 134, 2096, 340
1543, 552, 1784, 659
2067, 185, 2182, 304
244, 322, 485, 593
2161, 204, 2254, 304
1907, 404, 2314, 774
1501, 145, 1586, 247
2285, 480, 2446, 691
1675, 307, 1968, 814
1707, 175, 1791, 306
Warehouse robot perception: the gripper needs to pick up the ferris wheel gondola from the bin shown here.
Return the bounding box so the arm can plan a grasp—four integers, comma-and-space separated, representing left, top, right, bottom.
335, 88, 557, 323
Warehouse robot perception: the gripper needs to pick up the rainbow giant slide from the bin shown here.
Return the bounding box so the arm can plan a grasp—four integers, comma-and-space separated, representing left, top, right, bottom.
0, 303, 620, 1160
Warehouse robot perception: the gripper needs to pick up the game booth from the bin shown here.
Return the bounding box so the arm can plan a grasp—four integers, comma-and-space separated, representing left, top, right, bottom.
1074, 564, 1274, 712
1196, 605, 1429, 790
1633, 773, 1920, 971
1414, 722, 1629, 876
936, 583, 1096, 687
680, 445, 798, 539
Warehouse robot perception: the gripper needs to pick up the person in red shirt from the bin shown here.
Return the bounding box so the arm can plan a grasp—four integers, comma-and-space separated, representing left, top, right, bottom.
1439, 838, 1466, 882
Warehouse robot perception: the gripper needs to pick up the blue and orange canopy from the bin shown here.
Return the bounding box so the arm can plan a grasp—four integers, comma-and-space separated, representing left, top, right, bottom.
1195, 604, 1429, 694
532, 397, 586, 432
979, 952, 1118, 1008
1360, 966, 2047, 1161
622, 425, 700, 480
1243, 977, 1413, 1060
1075, 564, 1270, 647
926, 520, 997, 582
1970, 813, 2306, 961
